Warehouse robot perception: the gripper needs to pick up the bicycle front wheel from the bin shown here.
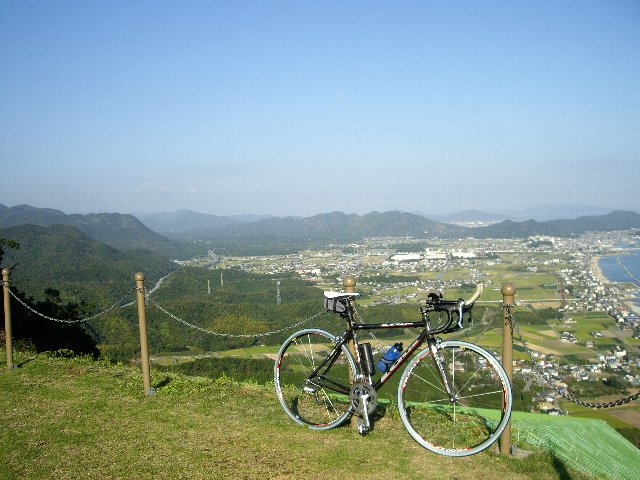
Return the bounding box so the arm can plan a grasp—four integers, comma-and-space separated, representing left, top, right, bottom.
274, 328, 356, 430
398, 340, 512, 456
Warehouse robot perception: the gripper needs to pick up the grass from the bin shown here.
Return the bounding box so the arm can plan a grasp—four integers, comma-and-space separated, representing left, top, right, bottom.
0, 350, 607, 480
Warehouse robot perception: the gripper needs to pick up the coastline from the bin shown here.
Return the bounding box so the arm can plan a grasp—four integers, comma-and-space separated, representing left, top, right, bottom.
590, 255, 609, 284
591, 254, 640, 316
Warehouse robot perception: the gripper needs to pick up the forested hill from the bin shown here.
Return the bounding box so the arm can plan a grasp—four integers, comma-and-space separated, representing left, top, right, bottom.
134, 209, 272, 234
0, 223, 177, 305
3, 205, 640, 258
0, 204, 189, 258
173, 210, 465, 242
160, 209, 640, 246
470, 210, 640, 238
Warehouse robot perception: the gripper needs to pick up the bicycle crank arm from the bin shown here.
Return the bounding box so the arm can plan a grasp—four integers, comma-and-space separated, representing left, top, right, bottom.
358, 393, 371, 434
349, 381, 377, 434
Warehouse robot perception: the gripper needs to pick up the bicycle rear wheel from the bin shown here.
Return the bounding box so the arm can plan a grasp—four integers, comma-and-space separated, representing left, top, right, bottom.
274, 328, 356, 430
398, 340, 512, 456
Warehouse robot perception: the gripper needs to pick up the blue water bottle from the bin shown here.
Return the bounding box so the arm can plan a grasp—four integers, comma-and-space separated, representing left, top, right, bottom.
376, 343, 403, 373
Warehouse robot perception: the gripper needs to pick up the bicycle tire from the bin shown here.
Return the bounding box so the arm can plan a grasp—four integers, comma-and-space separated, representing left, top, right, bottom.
274, 328, 357, 430
398, 340, 512, 456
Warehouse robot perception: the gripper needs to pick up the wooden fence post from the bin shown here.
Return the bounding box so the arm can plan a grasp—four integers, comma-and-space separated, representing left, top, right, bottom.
2, 268, 14, 370
343, 275, 357, 430
135, 272, 154, 396
499, 283, 516, 455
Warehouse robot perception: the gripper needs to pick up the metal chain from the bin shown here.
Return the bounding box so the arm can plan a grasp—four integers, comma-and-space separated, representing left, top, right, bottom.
508, 305, 640, 408
146, 293, 324, 338
503, 303, 514, 336
472, 306, 499, 343
7, 287, 135, 324
4, 280, 323, 337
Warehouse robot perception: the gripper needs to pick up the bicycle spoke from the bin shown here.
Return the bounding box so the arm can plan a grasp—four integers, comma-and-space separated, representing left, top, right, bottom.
290, 342, 312, 374
453, 400, 494, 440
453, 363, 485, 397
407, 368, 449, 399
305, 335, 316, 370
275, 329, 356, 430
457, 389, 505, 401
399, 341, 512, 456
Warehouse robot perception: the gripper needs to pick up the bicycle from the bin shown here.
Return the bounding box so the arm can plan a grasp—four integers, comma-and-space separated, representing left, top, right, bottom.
274, 284, 513, 457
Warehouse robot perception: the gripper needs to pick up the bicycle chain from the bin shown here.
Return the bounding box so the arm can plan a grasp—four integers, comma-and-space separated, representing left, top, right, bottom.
506, 304, 640, 408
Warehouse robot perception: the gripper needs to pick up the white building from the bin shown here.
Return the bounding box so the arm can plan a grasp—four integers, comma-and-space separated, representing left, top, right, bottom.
390, 253, 421, 263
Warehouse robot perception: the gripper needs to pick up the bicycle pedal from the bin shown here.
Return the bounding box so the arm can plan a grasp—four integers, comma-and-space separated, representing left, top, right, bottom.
357, 418, 370, 435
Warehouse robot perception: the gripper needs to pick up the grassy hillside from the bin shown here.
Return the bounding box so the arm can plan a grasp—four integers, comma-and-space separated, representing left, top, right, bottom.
2, 349, 635, 480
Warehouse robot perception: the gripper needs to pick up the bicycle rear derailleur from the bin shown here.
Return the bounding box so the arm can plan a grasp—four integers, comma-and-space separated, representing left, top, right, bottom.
349, 382, 377, 434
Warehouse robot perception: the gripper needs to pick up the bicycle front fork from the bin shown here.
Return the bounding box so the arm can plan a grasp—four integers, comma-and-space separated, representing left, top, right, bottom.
427, 337, 457, 402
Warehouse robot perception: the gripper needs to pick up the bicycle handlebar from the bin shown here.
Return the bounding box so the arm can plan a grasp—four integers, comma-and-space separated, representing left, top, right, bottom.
465, 283, 483, 306
422, 284, 483, 331
425, 284, 483, 309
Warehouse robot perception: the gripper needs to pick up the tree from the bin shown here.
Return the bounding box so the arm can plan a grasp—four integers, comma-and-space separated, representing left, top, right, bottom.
7, 287, 99, 357
0, 237, 20, 265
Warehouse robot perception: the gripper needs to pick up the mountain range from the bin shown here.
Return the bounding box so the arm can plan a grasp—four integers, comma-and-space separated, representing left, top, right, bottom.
2, 203, 640, 300
143, 208, 640, 245
424, 204, 613, 224
134, 210, 272, 235
468, 210, 640, 238
0, 204, 184, 258
2, 204, 640, 256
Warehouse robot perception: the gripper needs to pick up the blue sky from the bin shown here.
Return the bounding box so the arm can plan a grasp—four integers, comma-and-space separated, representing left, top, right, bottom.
1, 1, 639, 216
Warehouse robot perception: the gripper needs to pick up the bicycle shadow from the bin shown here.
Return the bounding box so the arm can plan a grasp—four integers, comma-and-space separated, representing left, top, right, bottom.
552, 455, 576, 480
153, 376, 172, 390
353, 402, 390, 434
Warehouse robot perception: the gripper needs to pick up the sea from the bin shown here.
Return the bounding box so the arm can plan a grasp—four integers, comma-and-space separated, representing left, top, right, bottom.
599, 249, 640, 307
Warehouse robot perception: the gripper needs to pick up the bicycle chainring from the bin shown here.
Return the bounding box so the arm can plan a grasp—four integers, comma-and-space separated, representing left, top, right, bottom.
349, 382, 377, 416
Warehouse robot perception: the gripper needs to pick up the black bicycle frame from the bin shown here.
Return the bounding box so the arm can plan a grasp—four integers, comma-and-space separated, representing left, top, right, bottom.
307, 295, 468, 398
307, 314, 434, 394
351, 321, 430, 389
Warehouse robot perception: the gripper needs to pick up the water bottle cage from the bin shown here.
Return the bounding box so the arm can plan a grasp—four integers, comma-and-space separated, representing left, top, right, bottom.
376, 343, 403, 373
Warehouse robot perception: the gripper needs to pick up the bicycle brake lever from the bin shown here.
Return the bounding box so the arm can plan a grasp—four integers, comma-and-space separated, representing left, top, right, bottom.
457, 301, 466, 328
